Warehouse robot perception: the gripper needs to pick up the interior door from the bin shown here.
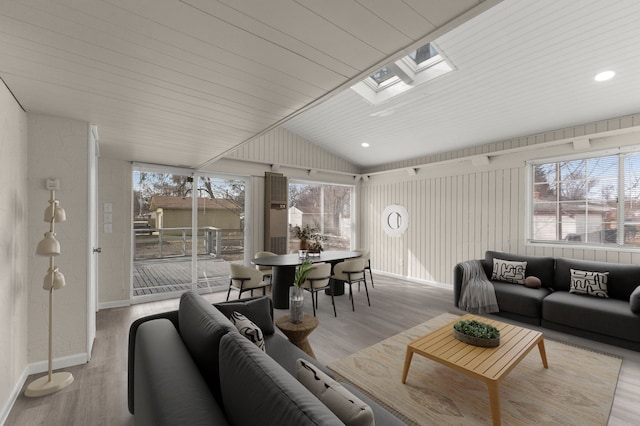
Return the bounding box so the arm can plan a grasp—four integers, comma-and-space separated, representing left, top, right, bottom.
86, 124, 99, 359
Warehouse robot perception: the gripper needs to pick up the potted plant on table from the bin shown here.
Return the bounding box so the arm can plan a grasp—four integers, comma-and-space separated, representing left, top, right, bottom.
293, 224, 326, 256
453, 319, 500, 347
293, 224, 314, 250
290, 260, 314, 324
308, 232, 327, 256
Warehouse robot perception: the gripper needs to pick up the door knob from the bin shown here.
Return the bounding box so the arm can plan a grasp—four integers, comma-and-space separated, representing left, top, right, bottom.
93, 248, 102, 254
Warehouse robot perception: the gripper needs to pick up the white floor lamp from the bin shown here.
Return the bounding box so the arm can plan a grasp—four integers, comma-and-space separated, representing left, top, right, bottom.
25, 188, 74, 397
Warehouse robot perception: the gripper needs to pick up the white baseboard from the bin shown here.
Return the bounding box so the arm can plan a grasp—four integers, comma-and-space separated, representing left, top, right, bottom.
28, 352, 88, 376
371, 269, 453, 290
99, 299, 131, 310
1, 367, 28, 426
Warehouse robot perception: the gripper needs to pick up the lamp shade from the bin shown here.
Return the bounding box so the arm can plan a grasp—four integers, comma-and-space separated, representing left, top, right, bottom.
43, 267, 66, 290
36, 232, 60, 256
44, 200, 66, 223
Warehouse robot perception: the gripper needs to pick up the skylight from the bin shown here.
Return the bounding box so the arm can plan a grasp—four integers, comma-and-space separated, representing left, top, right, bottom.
353, 42, 453, 105
409, 44, 439, 66
370, 66, 397, 85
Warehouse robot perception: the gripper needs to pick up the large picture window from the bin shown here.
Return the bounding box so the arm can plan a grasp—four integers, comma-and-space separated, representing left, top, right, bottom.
288, 181, 353, 253
529, 152, 640, 247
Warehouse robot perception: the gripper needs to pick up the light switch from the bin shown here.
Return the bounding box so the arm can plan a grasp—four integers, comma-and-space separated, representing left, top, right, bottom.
104, 223, 112, 234
104, 203, 112, 213
104, 213, 112, 223
46, 178, 60, 190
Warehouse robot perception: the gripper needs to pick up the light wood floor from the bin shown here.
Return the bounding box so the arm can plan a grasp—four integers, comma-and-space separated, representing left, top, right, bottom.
6, 275, 640, 425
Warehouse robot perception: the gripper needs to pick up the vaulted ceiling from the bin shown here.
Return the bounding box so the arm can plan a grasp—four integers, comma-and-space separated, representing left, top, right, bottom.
1, 1, 639, 172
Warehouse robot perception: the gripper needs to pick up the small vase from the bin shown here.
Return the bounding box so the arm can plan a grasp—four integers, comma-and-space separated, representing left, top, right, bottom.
289, 286, 304, 324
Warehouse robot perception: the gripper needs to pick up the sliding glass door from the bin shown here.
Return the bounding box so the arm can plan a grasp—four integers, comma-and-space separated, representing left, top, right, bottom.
132, 165, 246, 301
195, 176, 245, 293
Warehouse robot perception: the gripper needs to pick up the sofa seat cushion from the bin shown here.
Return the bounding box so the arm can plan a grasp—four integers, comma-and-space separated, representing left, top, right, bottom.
543, 291, 640, 343
555, 257, 640, 299
492, 281, 551, 319
178, 291, 236, 403
219, 332, 342, 426
134, 319, 229, 426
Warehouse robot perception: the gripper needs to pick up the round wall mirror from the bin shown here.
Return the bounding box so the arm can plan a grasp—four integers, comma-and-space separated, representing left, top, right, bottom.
382, 204, 409, 237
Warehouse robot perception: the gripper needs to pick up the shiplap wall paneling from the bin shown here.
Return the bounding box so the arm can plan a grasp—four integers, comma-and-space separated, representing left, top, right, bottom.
225, 127, 358, 174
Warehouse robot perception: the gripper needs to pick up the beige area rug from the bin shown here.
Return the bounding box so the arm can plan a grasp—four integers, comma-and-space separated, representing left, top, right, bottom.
328, 313, 622, 425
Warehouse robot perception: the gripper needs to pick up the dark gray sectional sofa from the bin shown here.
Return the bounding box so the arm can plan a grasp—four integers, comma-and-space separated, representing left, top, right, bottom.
128, 291, 405, 425
454, 250, 640, 351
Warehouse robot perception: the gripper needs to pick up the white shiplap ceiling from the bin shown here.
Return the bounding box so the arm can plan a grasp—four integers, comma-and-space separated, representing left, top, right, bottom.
0, 0, 494, 170
285, 0, 640, 169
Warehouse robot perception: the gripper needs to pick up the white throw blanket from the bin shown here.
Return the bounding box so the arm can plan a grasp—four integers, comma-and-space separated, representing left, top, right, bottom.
458, 260, 499, 314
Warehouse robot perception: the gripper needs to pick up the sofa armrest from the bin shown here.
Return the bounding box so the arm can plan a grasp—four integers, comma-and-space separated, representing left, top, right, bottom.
133, 319, 227, 425
453, 260, 486, 308
128, 310, 179, 414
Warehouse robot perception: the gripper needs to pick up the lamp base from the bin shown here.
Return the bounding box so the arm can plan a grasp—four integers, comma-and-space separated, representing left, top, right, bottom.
24, 372, 74, 397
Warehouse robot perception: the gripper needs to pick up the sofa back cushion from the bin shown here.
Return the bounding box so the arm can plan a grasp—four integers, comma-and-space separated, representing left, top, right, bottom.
215, 296, 275, 335
219, 332, 342, 426
555, 257, 640, 300
485, 251, 555, 288
178, 291, 236, 404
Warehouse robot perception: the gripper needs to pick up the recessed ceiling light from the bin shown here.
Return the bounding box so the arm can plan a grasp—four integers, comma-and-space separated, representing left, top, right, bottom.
594, 70, 615, 82
361, 142, 370, 148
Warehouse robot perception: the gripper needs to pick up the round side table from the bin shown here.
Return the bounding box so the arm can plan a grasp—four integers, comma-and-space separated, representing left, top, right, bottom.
275, 314, 319, 359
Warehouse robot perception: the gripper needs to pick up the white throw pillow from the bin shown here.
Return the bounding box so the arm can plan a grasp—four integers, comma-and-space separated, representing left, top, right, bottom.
569, 269, 609, 298
296, 359, 374, 426
491, 258, 527, 284
230, 311, 265, 351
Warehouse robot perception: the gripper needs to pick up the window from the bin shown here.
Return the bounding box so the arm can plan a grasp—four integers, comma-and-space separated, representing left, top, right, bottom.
529, 151, 640, 247
288, 181, 354, 253
352, 42, 453, 105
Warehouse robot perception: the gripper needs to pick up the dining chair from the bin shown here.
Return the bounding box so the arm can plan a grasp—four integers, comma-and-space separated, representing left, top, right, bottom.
354, 248, 374, 288
227, 263, 270, 301
332, 258, 369, 311
300, 263, 335, 317
253, 251, 277, 285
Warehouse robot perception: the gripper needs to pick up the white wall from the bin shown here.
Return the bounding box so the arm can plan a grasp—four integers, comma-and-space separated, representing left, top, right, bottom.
97, 158, 132, 306
0, 81, 28, 423
27, 114, 89, 369
359, 114, 640, 286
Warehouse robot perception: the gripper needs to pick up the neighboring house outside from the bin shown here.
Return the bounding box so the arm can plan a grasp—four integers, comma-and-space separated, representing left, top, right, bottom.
148, 196, 242, 232
288, 206, 303, 228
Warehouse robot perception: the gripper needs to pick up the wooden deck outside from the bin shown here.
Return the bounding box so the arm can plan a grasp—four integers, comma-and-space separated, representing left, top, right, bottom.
132, 255, 232, 297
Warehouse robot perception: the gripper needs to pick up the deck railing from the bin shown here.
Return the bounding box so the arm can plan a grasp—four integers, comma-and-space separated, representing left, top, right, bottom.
134, 226, 224, 259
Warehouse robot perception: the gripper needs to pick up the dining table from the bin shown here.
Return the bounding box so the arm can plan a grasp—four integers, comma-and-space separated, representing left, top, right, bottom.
251, 250, 361, 309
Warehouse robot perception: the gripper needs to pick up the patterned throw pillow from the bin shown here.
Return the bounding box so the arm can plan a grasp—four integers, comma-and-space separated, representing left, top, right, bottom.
569, 269, 609, 298
296, 359, 374, 426
230, 311, 265, 351
491, 258, 527, 284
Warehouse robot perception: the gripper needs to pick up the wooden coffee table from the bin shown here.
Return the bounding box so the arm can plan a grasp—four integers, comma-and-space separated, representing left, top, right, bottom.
401, 314, 548, 426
